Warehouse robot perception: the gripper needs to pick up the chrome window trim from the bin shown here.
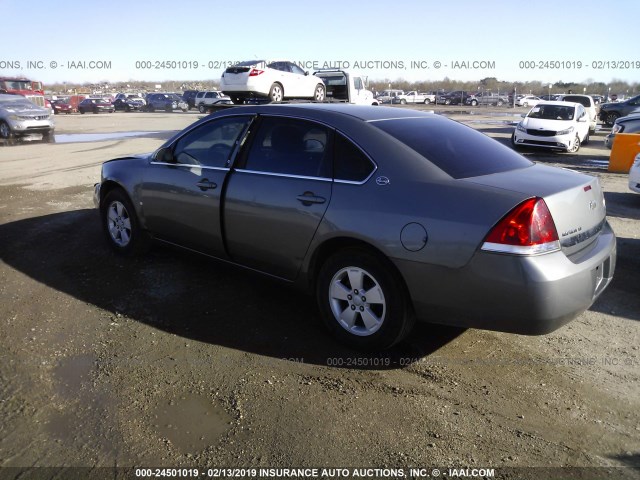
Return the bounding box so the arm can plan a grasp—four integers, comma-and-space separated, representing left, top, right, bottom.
366, 116, 430, 123
234, 168, 333, 183
149, 162, 230, 172
333, 129, 378, 185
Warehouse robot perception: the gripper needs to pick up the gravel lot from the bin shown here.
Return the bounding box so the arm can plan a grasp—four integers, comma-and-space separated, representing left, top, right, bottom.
0, 108, 638, 480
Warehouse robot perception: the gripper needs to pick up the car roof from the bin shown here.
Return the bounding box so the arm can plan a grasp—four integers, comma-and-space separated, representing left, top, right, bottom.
533, 101, 581, 108
229, 103, 436, 122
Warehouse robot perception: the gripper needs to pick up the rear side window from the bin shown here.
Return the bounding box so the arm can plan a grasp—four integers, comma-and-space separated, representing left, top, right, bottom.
563, 95, 591, 107
243, 117, 332, 178
334, 134, 375, 182
373, 118, 532, 179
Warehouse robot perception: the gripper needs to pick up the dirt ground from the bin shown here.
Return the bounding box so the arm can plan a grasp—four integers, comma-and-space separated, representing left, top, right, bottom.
0, 108, 638, 480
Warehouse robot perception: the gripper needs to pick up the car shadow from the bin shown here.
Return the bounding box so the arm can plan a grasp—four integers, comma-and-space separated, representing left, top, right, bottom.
605, 191, 640, 221
589, 236, 640, 322
0, 210, 464, 369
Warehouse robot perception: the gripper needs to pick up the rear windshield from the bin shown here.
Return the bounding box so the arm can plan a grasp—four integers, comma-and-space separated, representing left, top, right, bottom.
562, 95, 591, 107
372, 117, 532, 179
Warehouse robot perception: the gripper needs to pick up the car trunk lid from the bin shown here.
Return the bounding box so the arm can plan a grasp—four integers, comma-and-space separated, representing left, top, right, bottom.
465, 164, 607, 256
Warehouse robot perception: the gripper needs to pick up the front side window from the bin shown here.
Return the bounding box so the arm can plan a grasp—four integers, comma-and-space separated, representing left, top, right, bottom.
172, 116, 252, 168
243, 117, 332, 178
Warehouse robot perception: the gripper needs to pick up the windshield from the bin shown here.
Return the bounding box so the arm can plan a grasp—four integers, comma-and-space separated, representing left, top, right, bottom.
1, 80, 33, 91
0, 100, 40, 109
527, 104, 575, 121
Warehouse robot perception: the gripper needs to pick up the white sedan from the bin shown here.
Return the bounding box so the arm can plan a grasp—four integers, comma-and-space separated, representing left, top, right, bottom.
517, 95, 542, 107
512, 101, 591, 153
630, 153, 640, 194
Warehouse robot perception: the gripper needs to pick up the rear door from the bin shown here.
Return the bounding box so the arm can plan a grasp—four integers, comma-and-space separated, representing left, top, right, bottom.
223, 116, 333, 280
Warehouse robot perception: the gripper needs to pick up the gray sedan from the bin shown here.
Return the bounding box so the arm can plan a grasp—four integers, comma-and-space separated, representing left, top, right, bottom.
94, 104, 616, 351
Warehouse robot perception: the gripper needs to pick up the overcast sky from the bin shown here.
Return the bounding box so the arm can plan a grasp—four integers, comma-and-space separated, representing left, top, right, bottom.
1, 0, 638, 86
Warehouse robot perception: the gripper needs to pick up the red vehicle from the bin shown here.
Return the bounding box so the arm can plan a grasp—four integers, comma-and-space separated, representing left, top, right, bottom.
0, 76, 46, 107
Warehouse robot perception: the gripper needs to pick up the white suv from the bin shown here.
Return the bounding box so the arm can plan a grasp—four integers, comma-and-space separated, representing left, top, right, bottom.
220, 60, 326, 104
557, 94, 597, 133
194, 91, 231, 112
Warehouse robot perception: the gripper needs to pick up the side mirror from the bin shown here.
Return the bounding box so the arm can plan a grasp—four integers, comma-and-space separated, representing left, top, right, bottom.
155, 147, 175, 163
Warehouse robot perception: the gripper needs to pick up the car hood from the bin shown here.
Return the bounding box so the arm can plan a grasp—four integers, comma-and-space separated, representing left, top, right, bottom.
0, 103, 50, 116
520, 117, 574, 131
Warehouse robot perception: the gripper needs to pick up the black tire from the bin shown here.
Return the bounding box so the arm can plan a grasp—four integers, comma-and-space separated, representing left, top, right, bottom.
313, 84, 326, 102
497, 100, 504, 106
424, 98, 431, 104
80, 109, 85, 114
581, 130, 590, 145
147, 104, 154, 113
0, 120, 17, 145
93, 107, 99, 114
198, 104, 206, 113
567, 134, 581, 153
604, 112, 619, 127
165, 104, 172, 113
470, 99, 478, 106
511, 131, 520, 149
100, 188, 150, 256
42, 130, 55, 143
445, 99, 451, 105
268, 83, 284, 103
400, 99, 407, 105
522, 102, 528, 107
316, 248, 415, 351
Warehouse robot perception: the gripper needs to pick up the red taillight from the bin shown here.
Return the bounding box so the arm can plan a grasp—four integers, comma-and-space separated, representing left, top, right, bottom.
482, 198, 560, 255
249, 69, 264, 76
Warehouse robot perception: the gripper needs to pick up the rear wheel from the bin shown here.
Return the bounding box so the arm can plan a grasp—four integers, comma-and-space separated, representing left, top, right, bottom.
424, 98, 431, 104
313, 84, 325, 102
198, 104, 206, 113
268, 83, 284, 103
400, 99, 407, 105
316, 248, 415, 351
101, 189, 150, 256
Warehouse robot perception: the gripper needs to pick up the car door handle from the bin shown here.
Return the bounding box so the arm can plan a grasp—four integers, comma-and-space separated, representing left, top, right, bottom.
196, 179, 217, 190
296, 193, 326, 206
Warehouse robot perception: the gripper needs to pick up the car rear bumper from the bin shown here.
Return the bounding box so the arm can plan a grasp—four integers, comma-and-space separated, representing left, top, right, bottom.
396, 221, 617, 335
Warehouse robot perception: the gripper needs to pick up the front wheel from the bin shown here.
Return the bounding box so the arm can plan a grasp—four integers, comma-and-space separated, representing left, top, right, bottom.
424, 98, 431, 104
101, 189, 150, 256
497, 100, 504, 106
567, 134, 581, 153
604, 112, 619, 126
313, 84, 325, 102
316, 249, 414, 351
268, 83, 284, 103
470, 99, 478, 106
581, 131, 590, 145
198, 104, 206, 113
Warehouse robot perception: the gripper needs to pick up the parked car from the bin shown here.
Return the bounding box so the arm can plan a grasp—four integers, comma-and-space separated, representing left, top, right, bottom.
512, 101, 591, 153
195, 91, 232, 112
394, 91, 435, 104
78, 98, 115, 114
0, 93, 55, 144
182, 90, 199, 110
599, 94, 640, 126
629, 153, 640, 194
442, 90, 472, 105
604, 113, 640, 149
590, 94, 604, 105
556, 94, 597, 132
466, 91, 508, 106
517, 95, 542, 107
376, 89, 404, 104
115, 93, 146, 105
94, 104, 615, 350
220, 60, 326, 104
144, 93, 188, 112
51, 98, 74, 114
538, 94, 561, 101
113, 97, 144, 112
